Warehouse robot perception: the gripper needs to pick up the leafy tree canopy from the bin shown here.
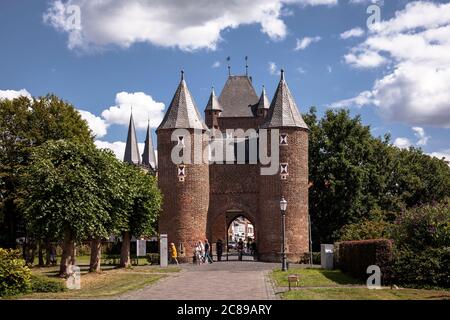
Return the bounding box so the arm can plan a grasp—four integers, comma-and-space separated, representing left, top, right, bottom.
304, 107, 450, 246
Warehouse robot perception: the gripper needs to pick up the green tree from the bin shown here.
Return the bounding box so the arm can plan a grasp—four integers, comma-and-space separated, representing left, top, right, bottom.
0, 95, 92, 250
304, 107, 450, 246
21, 140, 120, 276
113, 165, 162, 268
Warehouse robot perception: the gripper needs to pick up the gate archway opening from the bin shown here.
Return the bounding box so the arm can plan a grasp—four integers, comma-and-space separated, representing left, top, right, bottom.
225, 215, 256, 261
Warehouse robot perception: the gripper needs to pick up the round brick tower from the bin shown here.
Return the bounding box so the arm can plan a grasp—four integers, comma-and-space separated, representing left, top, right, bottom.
258, 70, 309, 262
157, 71, 210, 261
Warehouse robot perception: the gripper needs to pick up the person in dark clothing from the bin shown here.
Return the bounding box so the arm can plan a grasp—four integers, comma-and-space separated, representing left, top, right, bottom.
251, 241, 257, 261
204, 239, 213, 264
216, 239, 223, 262
237, 239, 244, 261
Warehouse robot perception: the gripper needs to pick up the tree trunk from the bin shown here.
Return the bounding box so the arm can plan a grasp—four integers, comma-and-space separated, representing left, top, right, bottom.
59, 228, 75, 277
89, 238, 102, 272
45, 240, 51, 266
38, 241, 45, 267
119, 231, 131, 268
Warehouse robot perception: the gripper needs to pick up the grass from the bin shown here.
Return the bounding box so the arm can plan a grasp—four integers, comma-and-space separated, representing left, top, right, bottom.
272, 268, 450, 300
272, 268, 362, 287
282, 288, 450, 300
10, 259, 181, 299
16, 270, 164, 299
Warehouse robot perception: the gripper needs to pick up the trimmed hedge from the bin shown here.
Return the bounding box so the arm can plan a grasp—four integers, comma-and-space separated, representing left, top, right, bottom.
30, 275, 66, 293
0, 249, 32, 296
335, 239, 393, 283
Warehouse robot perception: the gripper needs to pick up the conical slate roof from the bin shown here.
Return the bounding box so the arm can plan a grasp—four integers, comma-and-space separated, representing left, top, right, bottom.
256, 86, 270, 110
205, 87, 223, 111
218, 75, 259, 117
124, 113, 141, 164
261, 70, 308, 129
142, 122, 157, 170
157, 71, 208, 131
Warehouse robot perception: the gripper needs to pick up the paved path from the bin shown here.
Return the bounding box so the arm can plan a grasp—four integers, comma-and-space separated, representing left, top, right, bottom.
119, 261, 280, 300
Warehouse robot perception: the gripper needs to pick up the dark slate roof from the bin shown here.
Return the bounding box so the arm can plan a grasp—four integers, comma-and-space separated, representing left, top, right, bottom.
256, 86, 270, 110
142, 123, 157, 170
157, 71, 208, 130
205, 87, 223, 111
218, 75, 259, 117
124, 113, 141, 164
261, 70, 308, 129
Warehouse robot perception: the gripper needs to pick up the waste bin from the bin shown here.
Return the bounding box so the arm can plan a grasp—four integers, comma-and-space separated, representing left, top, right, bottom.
321, 244, 334, 269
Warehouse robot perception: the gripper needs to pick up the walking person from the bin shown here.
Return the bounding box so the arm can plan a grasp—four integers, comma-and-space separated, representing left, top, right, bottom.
251, 240, 257, 261
194, 241, 203, 265
237, 239, 244, 261
216, 239, 223, 262
170, 242, 179, 265
204, 239, 213, 264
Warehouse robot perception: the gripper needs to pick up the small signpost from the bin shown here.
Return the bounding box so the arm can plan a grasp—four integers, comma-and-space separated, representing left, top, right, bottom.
160, 234, 168, 268
288, 274, 299, 291
136, 239, 146, 257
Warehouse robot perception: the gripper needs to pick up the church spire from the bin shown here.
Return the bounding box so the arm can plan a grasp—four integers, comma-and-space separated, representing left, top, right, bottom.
124, 111, 141, 164
157, 70, 208, 131
261, 70, 308, 129
142, 121, 157, 170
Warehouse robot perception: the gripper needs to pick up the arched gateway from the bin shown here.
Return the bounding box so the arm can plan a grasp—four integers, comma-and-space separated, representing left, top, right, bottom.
156, 69, 309, 263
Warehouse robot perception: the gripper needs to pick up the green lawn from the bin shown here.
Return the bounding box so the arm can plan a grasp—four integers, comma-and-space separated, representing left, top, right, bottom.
272, 268, 362, 287
11, 262, 180, 299
272, 268, 450, 300
16, 271, 164, 299
282, 288, 450, 300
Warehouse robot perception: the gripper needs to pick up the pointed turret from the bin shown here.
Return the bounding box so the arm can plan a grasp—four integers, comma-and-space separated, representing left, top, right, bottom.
142, 121, 157, 170
261, 70, 308, 129
256, 85, 270, 117
157, 71, 207, 131
204, 87, 222, 129
124, 112, 141, 164
205, 87, 223, 112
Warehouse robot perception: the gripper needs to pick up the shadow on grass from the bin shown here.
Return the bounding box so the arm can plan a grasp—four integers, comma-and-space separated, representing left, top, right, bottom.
319, 269, 362, 286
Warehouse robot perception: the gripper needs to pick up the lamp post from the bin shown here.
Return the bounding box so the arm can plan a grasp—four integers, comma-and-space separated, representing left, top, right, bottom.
280, 197, 288, 271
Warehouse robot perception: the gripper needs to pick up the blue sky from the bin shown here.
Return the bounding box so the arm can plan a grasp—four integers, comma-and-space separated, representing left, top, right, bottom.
1, 0, 449, 161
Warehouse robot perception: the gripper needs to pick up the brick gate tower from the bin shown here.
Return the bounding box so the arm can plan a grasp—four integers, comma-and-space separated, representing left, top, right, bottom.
157, 69, 309, 263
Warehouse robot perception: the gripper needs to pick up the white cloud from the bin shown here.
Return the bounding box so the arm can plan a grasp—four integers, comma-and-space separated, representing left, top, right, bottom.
268, 62, 279, 75
0, 89, 31, 100
393, 127, 430, 150
300, 0, 337, 5
101, 92, 165, 129
412, 127, 429, 146
212, 61, 221, 68
340, 27, 365, 39
294, 36, 321, 50
393, 137, 411, 149
78, 110, 108, 138
344, 50, 387, 68
349, 0, 383, 4
297, 67, 306, 74
95, 140, 144, 161
335, 1, 450, 128
429, 148, 450, 164
43, 0, 336, 52
327, 65, 332, 73
330, 91, 374, 108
